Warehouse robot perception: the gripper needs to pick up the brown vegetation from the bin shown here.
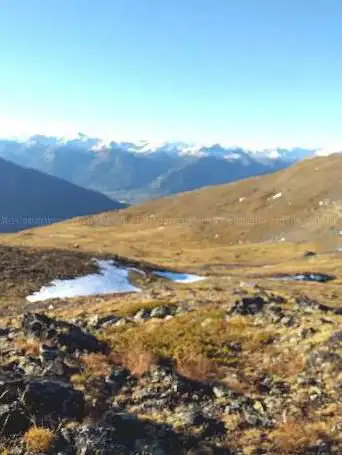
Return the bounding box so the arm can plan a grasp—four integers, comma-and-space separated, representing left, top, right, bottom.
80, 353, 113, 377
15, 337, 40, 357
175, 351, 220, 382
269, 420, 333, 454
117, 346, 158, 377
24, 427, 53, 453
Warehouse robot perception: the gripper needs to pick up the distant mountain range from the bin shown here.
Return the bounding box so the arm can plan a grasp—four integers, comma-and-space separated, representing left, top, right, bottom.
0, 134, 320, 203
0, 156, 126, 232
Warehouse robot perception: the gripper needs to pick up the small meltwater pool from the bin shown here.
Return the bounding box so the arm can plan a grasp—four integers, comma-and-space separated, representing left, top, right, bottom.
153, 271, 206, 283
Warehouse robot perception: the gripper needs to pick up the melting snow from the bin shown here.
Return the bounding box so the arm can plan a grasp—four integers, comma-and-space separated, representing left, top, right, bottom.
153, 271, 206, 283
26, 260, 206, 302
26, 260, 141, 302
273, 273, 334, 283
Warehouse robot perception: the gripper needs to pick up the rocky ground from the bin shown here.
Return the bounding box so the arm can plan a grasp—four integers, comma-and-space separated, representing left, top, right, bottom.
0, 284, 340, 454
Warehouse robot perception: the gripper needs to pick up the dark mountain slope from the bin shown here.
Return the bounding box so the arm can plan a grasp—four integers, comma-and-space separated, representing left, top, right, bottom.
0, 157, 126, 232
150, 155, 285, 196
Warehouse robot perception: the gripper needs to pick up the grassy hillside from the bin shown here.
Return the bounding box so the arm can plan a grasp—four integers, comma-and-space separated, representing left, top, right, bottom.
2, 154, 342, 263
112, 153, 342, 246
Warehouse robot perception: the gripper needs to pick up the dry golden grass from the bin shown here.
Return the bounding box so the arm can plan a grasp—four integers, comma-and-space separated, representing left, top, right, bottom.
15, 337, 40, 356
174, 351, 221, 382
117, 346, 158, 377
221, 413, 244, 432
220, 374, 252, 395
236, 428, 265, 454
24, 426, 54, 453
71, 353, 116, 389
246, 347, 307, 380
269, 420, 333, 454
114, 300, 172, 318
80, 353, 113, 377
102, 310, 278, 375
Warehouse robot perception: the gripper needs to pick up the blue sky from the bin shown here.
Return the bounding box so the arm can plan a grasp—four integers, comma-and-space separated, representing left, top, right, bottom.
0, 0, 341, 148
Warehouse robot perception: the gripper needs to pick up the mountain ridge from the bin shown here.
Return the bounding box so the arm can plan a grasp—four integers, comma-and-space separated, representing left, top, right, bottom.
0, 135, 320, 204
0, 156, 126, 232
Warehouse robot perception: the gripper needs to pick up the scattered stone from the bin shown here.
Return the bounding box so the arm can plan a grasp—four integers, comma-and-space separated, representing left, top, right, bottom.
303, 251, 317, 258
74, 410, 188, 454
0, 402, 30, 436
105, 367, 130, 392
22, 312, 108, 353
75, 425, 128, 455
134, 308, 151, 322
0, 372, 25, 404
39, 343, 59, 362
98, 315, 120, 328
88, 314, 120, 329
115, 318, 128, 327
150, 306, 171, 319
0, 327, 10, 337
230, 296, 266, 315
23, 379, 85, 421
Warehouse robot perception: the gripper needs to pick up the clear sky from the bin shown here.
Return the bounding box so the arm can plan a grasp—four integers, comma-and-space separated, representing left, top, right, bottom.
0, 0, 341, 148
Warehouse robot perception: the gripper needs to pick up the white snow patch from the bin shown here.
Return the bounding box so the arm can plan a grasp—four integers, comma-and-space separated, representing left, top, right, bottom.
153, 271, 206, 283
271, 192, 283, 200
223, 153, 242, 161
90, 140, 112, 151
268, 150, 281, 159
26, 260, 141, 302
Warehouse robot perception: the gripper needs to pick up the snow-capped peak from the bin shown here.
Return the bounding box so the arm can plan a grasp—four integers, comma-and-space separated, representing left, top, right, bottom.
135, 141, 204, 156
3, 133, 322, 163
